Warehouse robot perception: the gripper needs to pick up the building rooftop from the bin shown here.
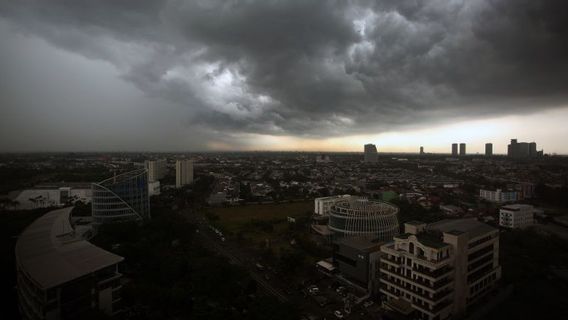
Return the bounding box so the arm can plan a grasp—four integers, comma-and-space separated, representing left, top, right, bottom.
15, 207, 124, 289
427, 218, 496, 239
501, 204, 534, 211
336, 237, 382, 251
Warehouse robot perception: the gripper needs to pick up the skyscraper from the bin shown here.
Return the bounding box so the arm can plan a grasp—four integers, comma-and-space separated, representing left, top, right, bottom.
485, 143, 493, 156
420, 146, 424, 155
459, 143, 466, 156
176, 159, 194, 188
452, 143, 458, 156
364, 144, 378, 163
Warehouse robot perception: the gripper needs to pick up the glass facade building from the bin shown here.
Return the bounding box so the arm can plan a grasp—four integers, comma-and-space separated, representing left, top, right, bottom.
329, 197, 399, 241
92, 169, 150, 223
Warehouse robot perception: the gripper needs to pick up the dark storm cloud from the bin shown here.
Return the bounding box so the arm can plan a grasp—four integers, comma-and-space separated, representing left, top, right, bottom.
1, 0, 568, 139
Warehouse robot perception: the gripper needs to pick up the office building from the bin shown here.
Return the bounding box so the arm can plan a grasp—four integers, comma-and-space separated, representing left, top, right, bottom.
328, 197, 399, 241
92, 169, 150, 223
485, 143, 492, 156
499, 204, 535, 229
451, 144, 458, 156
459, 143, 466, 156
314, 195, 352, 216
508, 139, 542, 158
176, 159, 194, 188
364, 144, 378, 163
380, 219, 501, 320
144, 159, 167, 182
479, 189, 519, 203
16, 207, 123, 320
333, 237, 382, 293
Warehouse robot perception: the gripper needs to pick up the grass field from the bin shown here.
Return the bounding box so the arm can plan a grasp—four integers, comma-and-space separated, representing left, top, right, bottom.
208, 200, 313, 234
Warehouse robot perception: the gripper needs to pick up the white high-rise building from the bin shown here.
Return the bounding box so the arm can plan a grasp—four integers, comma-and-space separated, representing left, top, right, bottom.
176, 159, 194, 188
499, 204, 535, 229
380, 219, 501, 320
145, 159, 167, 182
364, 144, 378, 163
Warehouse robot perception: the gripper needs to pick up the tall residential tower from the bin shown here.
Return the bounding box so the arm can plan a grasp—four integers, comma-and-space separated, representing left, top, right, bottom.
176, 159, 194, 188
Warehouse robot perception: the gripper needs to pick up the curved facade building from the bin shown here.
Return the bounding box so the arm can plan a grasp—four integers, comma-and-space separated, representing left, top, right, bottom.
92, 169, 150, 223
16, 208, 123, 320
329, 197, 399, 241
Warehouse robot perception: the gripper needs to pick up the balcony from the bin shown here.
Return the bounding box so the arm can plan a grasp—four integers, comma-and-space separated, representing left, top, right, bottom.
413, 265, 453, 279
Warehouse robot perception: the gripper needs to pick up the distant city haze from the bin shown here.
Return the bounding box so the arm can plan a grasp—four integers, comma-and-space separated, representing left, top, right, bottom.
1, 1, 568, 154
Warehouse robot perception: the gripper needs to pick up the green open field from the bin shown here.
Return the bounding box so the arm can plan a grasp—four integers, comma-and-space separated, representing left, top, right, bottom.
208, 201, 313, 234
206, 201, 315, 255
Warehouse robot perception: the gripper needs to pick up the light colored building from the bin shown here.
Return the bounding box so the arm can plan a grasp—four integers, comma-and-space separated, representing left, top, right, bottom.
499, 204, 535, 229
92, 169, 150, 223
380, 219, 501, 320
148, 180, 161, 196
328, 197, 399, 241
144, 159, 167, 181
459, 143, 466, 156
314, 195, 351, 216
176, 159, 194, 188
364, 144, 378, 163
479, 189, 519, 203
9, 184, 92, 210
16, 207, 123, 320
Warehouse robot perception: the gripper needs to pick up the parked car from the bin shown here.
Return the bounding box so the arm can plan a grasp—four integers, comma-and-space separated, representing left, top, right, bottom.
334, 310, 344, 319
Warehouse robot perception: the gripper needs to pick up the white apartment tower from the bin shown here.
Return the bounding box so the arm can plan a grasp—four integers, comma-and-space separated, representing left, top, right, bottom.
499, 204, 535, 229
380, 219, 501, 320
145, 159, 167, 182
176, 159, 194, 188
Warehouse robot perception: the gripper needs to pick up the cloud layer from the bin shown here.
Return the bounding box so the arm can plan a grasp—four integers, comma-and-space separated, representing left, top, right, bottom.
1, 0, 568, 142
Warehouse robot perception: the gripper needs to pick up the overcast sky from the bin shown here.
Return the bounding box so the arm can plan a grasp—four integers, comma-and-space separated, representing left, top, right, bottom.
1, 0, 568, 153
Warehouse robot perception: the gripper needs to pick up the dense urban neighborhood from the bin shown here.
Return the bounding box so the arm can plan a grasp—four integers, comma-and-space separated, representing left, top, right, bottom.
2, 150, 568, 319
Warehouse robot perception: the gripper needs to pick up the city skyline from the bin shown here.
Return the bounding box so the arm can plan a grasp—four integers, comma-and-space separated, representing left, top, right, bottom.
1, 1, 568, 154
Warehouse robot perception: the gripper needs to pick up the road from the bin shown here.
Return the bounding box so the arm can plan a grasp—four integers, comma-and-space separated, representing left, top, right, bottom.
183, 210, 289, 303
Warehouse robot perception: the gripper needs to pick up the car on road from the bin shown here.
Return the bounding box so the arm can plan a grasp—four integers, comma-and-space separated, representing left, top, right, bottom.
334, 310, 344, 319
307, 285, 320, 295
363, 300, 374, 308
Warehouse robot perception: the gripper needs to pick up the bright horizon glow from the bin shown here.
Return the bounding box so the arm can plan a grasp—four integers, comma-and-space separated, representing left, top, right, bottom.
208, 107, 568, 155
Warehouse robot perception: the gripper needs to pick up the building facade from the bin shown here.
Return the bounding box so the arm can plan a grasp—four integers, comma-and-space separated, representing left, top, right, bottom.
314, 195, 351, 216
459, 143, 466, 156
479, 189, 519, 203
92, 169, 150, 224
485, 143, 492, 156
451, 144, 458, 156
328, 197, 399, 241
379, 219, 501, 320
175, 159, 194, 188
508, 139, 542, 158
364, 144, 378, 163
499, 204, 535, 229
144, 159, 167, 182
333, 237, 382, 293
16, 208, 123, 320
